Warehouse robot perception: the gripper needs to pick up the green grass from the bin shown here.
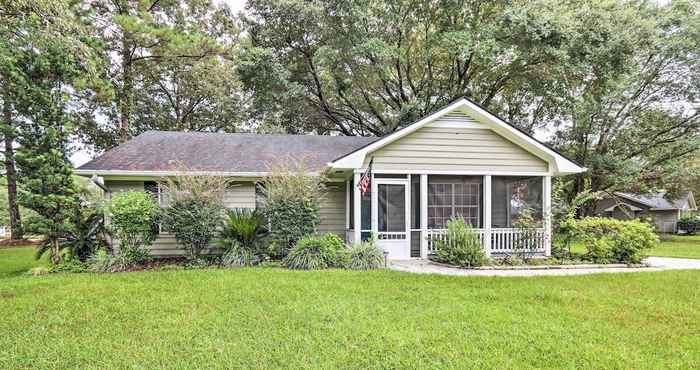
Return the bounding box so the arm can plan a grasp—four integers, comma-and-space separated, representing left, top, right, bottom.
648, 234, 700, 259
570, 234, 700, 259
1, 247, 700, 368
0, 246, 46, 278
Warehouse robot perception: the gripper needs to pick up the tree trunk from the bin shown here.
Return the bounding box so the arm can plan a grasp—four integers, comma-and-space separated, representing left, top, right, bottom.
2, 96, 23, 240
118, 35, 133, 143
52, 238, 60, 264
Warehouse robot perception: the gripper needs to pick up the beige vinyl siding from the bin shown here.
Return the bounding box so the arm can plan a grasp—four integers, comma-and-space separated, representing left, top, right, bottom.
651, 210, 680, 233
104, 179, 256, 257
364, 111, 548, 172
318, 182, 346, 236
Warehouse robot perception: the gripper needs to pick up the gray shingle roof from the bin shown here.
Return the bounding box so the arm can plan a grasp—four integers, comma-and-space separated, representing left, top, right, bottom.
615, 191, 694, 210
77, 131, 379, 173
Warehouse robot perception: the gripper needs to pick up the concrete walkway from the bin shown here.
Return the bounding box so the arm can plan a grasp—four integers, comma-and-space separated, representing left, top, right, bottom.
389, 257, 700, 277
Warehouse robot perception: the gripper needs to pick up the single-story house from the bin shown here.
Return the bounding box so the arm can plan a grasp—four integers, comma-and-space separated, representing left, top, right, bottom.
76, 98, 586, 259
594, 191, 697, 233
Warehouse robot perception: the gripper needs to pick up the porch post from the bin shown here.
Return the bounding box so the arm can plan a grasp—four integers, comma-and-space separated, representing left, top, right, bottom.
420, 174, 428, 258
353, 172, 361, 244
543, 175, 552, 256
483, 175, 492, 257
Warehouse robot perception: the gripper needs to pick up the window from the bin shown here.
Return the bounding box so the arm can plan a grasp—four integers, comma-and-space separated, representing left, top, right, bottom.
428, 176, 481, 228
144, 181, 160, 202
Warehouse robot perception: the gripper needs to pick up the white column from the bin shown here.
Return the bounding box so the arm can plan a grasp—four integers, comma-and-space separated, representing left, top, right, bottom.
483, 175, 492, 257
345, 179, 350, 230
370, 173, 378, 236
543, 175, 552, 256
353, 172, 361, 244
420, 174, 428, 258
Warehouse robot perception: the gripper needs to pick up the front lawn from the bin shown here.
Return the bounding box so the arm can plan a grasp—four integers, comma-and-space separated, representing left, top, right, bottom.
1, 247, 699, 368
648, 234, 700, 259
569, 234, 700, 259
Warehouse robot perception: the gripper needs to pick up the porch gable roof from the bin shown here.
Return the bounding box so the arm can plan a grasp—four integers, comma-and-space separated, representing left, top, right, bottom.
328, 97, 586, 175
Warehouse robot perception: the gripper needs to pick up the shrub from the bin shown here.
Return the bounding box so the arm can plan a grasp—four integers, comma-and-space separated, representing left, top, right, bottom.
160, 170, 229, 260
163, 197, 223, 260
33, 206, 109, 263
59, 207, 109, 262
107, 191, 160, 258
677, 215, 699, 234
221, 240, 260, 268
47, 259, 88, 273
88, 250, 126, 273
345, 238, 384, 270
262, 161, 326, 256
574, 217, 659, 264
429, 217, 487, 268
217, 208, 266, 252
283, 233, 345, 270
512, 208, 541, 261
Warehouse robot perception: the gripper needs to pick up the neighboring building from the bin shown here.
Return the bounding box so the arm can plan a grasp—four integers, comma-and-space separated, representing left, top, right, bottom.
76, 98, 586, 259
594, 191, 697, 233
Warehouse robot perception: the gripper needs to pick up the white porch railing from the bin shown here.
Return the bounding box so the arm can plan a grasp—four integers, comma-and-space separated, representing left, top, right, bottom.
427, 228, 546, 254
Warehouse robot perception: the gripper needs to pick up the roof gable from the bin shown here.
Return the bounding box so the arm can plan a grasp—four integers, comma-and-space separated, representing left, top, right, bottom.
328, 98, 585, 175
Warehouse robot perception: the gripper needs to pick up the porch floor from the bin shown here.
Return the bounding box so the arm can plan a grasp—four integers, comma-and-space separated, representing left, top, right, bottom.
388, 257, 700, 277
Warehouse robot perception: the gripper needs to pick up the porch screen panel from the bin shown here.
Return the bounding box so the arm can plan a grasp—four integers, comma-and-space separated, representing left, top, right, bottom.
491, 176, 543, 228
378, 184, 406, 232
427, 176, 482, 228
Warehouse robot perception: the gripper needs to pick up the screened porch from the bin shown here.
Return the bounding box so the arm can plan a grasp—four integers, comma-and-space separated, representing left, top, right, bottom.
345, 173, 552, 259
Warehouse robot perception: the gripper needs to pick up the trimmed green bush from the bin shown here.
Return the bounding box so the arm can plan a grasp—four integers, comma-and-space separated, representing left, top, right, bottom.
283, 233, 346, 270
107, 191, 160, 258
163, 197, 223, 260
677, 215, 699, 234
262, 162, 325, 256
574, 217, 659, 264
430, 217, 488, 268
345, 238, 384, 270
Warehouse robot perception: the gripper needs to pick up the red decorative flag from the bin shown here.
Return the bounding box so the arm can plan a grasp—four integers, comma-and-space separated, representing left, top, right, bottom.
358, 157, 373, 195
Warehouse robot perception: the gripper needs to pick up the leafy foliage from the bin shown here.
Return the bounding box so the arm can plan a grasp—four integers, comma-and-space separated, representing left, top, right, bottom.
262, 161, 326, 256
430, 217, 487, 268
160, 170, 227, 259
221, 240, 260, 268
107, 191, 160, 257
574, 217, 659, 264
87, 249, 147, 273
53, 207, 109, 262
345, 238, 384, 270
283, 233, 346, 270
163, 197, 224, 260
47, 259, 88, 274
677, 215, 699, 235
217, 208, 267, 252
77, 0, 244, 150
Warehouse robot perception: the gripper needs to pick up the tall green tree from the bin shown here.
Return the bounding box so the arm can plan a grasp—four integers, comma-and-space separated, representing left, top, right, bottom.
77, 0, 246, 151
548, 0, 700, 200
5, 0, 103, 263
239, 0, 595, 135
241, 0, 699, 203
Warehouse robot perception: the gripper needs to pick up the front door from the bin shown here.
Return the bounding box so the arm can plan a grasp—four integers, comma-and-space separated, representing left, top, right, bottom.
372, 179, 410, 259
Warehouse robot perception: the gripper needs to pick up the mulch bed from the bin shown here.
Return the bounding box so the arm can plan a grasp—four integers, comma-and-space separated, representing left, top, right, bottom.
0, 239, 39, 248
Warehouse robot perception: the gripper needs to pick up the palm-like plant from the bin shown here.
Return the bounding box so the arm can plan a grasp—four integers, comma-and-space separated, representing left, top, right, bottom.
217, 208, 266, 251
36, 207, 109, 262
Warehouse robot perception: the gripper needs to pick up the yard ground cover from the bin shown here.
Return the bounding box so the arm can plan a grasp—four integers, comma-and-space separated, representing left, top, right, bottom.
1, 246, 700, 368
648, 234, 700, 259
570, 234, 700, 259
